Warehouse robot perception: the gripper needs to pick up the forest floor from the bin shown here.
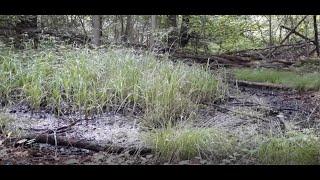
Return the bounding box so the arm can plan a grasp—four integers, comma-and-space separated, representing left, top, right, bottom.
1, 80, 319, 165
1, 46, 320, 164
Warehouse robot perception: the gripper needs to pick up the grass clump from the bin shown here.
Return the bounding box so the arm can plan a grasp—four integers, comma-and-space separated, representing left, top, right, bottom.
234, 68, 320, 91
0, 46, 226, 126
0, 113, 15, 135
257, 130, 320, 165
144, 126, 235, 161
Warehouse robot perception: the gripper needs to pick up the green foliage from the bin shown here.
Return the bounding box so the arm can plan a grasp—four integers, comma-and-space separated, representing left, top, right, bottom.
144, 127, 236, 161
189, 15, 265, 53
234, 68, 320, 91
257, 130, 320, 165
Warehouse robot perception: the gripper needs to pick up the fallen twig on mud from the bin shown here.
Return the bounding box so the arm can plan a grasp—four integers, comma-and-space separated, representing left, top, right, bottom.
24, 118, 83, 135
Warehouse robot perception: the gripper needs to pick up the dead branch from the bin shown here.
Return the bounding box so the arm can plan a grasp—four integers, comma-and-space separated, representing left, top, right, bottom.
279, 15, 309, 45
281, 25, 315, 44
209, 103, 270, 122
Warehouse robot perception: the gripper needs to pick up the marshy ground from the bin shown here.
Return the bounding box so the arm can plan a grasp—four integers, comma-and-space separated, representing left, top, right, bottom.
1, 46, 320, 165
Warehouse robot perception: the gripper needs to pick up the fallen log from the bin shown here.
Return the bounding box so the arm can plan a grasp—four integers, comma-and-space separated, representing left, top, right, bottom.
232, 80, 292, 90
18, 133, 152, 155
171, 51, 254, 67
214, 54, 251, 62
226, 42, 307, 56
269, 59, 295, 66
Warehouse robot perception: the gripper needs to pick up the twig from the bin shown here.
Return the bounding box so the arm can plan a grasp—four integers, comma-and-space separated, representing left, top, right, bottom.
209, 103, 270, 122
306, 105, 318, 124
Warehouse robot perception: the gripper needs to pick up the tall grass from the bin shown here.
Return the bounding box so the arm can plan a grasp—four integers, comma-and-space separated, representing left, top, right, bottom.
0, 46, 226, 126
234, 68, 320, 91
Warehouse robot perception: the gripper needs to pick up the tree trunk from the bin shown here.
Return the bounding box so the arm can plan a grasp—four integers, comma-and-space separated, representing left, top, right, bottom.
123, 15, 133, 43
179, 15, 191, 47
14, 15, 39, 49
167, 15, 178, 49
269, 15, 273, 47
92, 15, 102, 47
150, 15, 158, 48
120, 15, 124, 41
313, 15, 319, 56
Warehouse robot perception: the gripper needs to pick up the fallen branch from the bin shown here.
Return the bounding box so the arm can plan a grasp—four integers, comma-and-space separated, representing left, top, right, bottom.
279, 15, 309, 45
269, 59, 295, 66
19, 133, 152, 155
281, 25, 315, 44
232, 80, 292, 90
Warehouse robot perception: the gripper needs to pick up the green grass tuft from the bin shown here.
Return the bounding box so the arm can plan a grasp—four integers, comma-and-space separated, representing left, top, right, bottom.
257, 130, 320, 165
144, 127, 235, 161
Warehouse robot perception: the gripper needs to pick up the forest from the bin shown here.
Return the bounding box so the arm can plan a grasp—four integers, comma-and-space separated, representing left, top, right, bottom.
0, 15, 320, 165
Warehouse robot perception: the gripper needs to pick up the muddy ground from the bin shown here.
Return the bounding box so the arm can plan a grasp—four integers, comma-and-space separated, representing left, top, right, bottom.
1, 84, 320, 165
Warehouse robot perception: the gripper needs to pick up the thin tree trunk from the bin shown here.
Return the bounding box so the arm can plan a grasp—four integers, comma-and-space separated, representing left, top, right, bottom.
167, 15, 178, 49
313, 15, 319, 56
269, 15, 273, 47
78, 16, 88, 38
92, 15, 102, 47
180, 15, 191, 47
120, 16, 124, 41
123, 15, 133, 43
150, 15, 157, 48
113, 16, 119, 43
305, 16, 310, 58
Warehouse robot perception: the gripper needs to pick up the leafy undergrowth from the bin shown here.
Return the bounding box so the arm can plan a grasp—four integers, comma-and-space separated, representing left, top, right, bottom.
257, 130, 320, 165
144, 126, 236, 162
234, 68, 320, 91
0, 46, 227, 127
